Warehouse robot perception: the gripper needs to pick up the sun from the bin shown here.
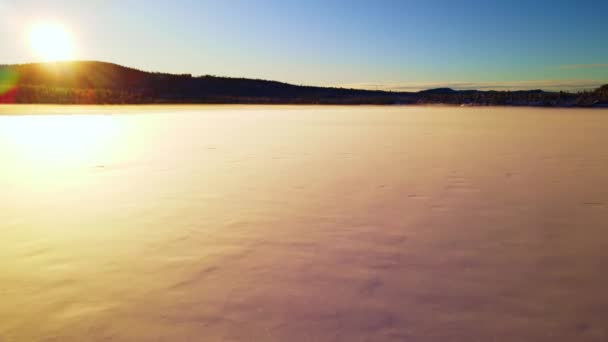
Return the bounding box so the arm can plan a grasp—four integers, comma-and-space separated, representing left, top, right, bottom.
29, 22, 75, 62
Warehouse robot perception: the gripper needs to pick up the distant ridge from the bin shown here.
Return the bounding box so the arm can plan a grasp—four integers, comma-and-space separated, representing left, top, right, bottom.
0, 61, 606, 106
418, 88, 458, 94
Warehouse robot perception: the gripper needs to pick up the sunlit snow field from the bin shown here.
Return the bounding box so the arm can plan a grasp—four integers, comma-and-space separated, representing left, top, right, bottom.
1, 105, 607, 341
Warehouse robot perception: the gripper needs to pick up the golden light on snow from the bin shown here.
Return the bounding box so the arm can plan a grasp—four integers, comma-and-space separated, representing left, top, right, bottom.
1, 106, 608, 341
0, 114, 121, 169
29, 22, 75, 62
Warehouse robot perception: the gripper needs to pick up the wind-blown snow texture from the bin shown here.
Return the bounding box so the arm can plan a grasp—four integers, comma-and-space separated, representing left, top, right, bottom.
1, 105, 607, 341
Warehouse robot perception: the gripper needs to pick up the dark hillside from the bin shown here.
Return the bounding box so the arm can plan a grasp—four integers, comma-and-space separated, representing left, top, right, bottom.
0, 61, 605, 106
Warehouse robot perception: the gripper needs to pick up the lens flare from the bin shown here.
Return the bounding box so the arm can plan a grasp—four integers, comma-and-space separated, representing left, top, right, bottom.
0, 68, 19, 103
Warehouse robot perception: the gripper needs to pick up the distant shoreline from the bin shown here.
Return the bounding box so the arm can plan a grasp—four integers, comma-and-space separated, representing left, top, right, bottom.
1, 61, 607, 107
2, 103, 608, 110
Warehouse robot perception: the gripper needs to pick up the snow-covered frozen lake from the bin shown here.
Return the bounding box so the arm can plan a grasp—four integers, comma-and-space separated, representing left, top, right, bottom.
1, 105, 607, 341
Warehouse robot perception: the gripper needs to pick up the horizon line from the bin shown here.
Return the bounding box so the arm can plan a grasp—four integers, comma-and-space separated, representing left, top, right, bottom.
2, 59, 607, 93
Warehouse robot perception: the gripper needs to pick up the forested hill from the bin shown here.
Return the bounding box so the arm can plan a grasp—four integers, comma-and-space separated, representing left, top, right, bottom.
0, 61, 607, 106
0, 61, 395, 104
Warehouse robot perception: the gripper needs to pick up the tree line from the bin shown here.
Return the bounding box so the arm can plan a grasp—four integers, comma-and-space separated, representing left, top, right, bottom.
1, 61, 607, 106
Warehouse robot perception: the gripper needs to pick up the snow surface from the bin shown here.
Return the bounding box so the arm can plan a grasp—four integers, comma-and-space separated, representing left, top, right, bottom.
1, 105, 607, 341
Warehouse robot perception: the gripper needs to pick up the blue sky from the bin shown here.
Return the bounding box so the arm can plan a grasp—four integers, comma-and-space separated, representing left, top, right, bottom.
1, 0, 607, 90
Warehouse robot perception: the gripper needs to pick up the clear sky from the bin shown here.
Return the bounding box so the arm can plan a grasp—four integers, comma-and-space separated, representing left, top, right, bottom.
1, 0, 607, 91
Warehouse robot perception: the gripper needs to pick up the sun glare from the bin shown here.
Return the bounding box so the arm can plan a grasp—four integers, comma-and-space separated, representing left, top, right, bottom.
0, 114, 122, 172
29, 22, 74, 62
